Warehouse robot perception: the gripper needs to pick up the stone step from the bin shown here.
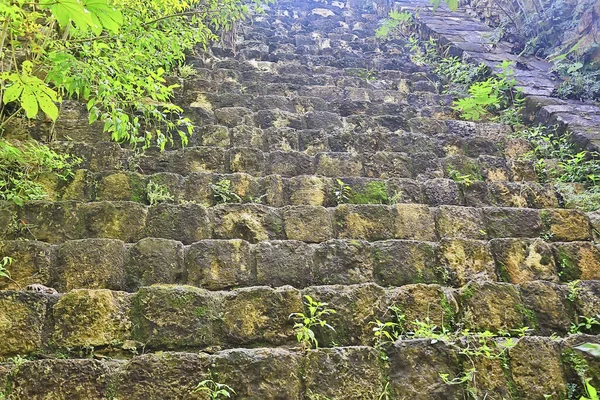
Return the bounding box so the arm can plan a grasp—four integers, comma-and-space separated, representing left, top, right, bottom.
53, 170, 557, 209
1, 236, 598, 292
1, 202, 590, 244
2, 281, 600, 358
2, 337, 593, 399
52, 141, 532, 181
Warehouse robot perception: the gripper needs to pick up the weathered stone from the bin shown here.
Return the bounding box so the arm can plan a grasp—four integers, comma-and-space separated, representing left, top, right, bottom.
265, 127, 299, 151
210, 348, 302, 399
490, 238, 558, 283
54, 238, 125, 292
577, 281, 600, 318
435, 206, 486, 239
303, 347, 385, 399
0, 240, 54, 290
520, 281, 574, 334
169, 147, 226, 174
10, 359, 117, 400
387, 284, 457, 331
387, 178, 424, 203
210, 204, 284, 243
373, 240, 439, 286
313, 239, 374, 285
221, 286, 301, 345
362, 152, 412, 179
183, 172, 213, 206
145, 172, 185, 204
268, 151, 314, 176
227, 148, 266, 175
199, 124, 230, 147
53, 289, 132, 348
131, 285, 223, 349
286, 175, 327, 206
282, 205, 333, 242
460, 282, 525, 332
483, 207, 543, 238
393, 204, 437, 241
115, 352, 211, 400
335, 204, 394, 241
186, 239, 254, 290
438, 238, 497, 286
553, 242, 600, 281
508, 337, 567, 398
541, 209, 592, 241
231, 125, 264, 148
422, 178, 462, 206
255, 240, 315, 287
95, 172, 147, 203
20, 201, 82, 243
126, 238, 185, 291
0, 291, 48, 357
146, 203, 211, 245
60, 169, 95, 201
315, 152, 363, 176
214, 107, 253, 127
80, 201, 147, 242
388, 339, 462, 400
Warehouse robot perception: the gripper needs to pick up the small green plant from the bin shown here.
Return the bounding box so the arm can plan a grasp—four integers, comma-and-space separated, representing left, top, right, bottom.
567, 280, 582, 303
447, 169, 475, 187
177, 64, 197, 79
146, 181, 174, 205
375, 10, 413, 39
581, 379, 600, 400
0, 256, 21, 288
289, 295, 336, 349
0, 140, 80, 206
211, 179, 241, 204
371, 305, 405, 348
193, 379, 236, 399
571, 316, 600, 335
334, 179, 352, 205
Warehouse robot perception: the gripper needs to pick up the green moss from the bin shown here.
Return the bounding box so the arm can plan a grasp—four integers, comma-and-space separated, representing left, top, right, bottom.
349, 182, 389, 204
194, 306, 208, 318
461, 284, 475, 301
496, 262, 511, 283
440, 294, 455, 329
563, 348, 589, 379
557, 250, 581, 282
515, 304, 537, 329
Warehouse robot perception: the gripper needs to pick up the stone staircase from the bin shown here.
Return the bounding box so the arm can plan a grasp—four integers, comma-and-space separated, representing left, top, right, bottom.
2, 0, 600, 398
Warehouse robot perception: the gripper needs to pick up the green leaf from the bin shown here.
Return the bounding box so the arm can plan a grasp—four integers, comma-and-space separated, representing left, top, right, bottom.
575, 342, 600, 357
3, 82, 23, 104
445, 0, 458, 11
43, 0, 95, 31
83, 0, 123, 34
36, 91, 59, 121
21, 88, 39, 118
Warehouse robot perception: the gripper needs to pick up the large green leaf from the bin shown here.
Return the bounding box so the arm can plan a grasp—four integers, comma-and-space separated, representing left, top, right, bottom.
41, 0, 95, 31
83, 0, 124, 35
575, 342, 600, 357
20, 87, 39, 118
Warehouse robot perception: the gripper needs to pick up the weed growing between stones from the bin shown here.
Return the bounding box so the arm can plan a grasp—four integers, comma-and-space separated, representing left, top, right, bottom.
211, 179, 242, 204
193, 379, 236, 399
289, 295, 336, 350
146, 181, 174, 205
334, 179, 402, 205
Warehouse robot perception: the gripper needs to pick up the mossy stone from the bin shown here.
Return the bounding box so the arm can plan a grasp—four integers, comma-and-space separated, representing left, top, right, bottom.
145, 203, 211, 245
211, 204, 283, 243
438, 238, 497, 286
282, 205, 333, 242
335, 204, 394, 241
53, 289, 132, 348
460, 282, 525, 332
393, 203, 436, 241
373, 240, 439, 286
80, 201, 147, 242
490, 238, 558, 283
126, 238, 185, 291
435, 206, 486, 240
313, 239, 374, 285
0, 291, 48, 357
0, 240, 54, 290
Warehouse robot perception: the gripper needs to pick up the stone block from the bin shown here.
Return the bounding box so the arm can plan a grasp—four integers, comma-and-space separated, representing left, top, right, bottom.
387, 178, 423, 203
313, 239, 373, 285
255, 240, 315, 287
483, 207, 543, 238
315, 152, 363, 176
490, 238, 558, 283
95, 172, 147, 203
541, 209, 592, 241
268, 151, 315, 176
302, 284, 387, 346
285, 175, 327, 206
460, 282, 525, 332
373, 240, 439, 286
214, 106, 253, 127
168, 147, 225, 174
303, 347, 385, 398
210, 204, 284, 243
186, 239, 254, 290
221, 286, 301, 345
334, 204, 394, 241
508, 337, 567, 398
387, 284, 456, 332
393, 204, 437, 241
553, 242, 600, 281
388, 339, 462, 400
53, 289, 132, 348
422, 178, 462, 206
126, 238, 185, 291
0, 240, 54, 290
362, 152, 412, 179
183, 172, 213, 206
56, 239, 125, 291
435, 206, 486, 239
438, 238, 497, 287
20, 201, 82, 243
146, 203, 212, 245
265, 127, 299, 151
115, 353, 211, 399
282, 205, 333, 242
10, 359, 116, 400
520, 281, 574, 335
0, 291, 48, 357
80, 201, 147, 242
131, 286, 223, 349
227, 147, 266, 175
210, 348, 302, 399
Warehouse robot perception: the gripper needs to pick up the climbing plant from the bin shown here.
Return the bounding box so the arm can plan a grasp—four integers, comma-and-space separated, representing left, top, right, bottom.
0, 0, 270, 149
